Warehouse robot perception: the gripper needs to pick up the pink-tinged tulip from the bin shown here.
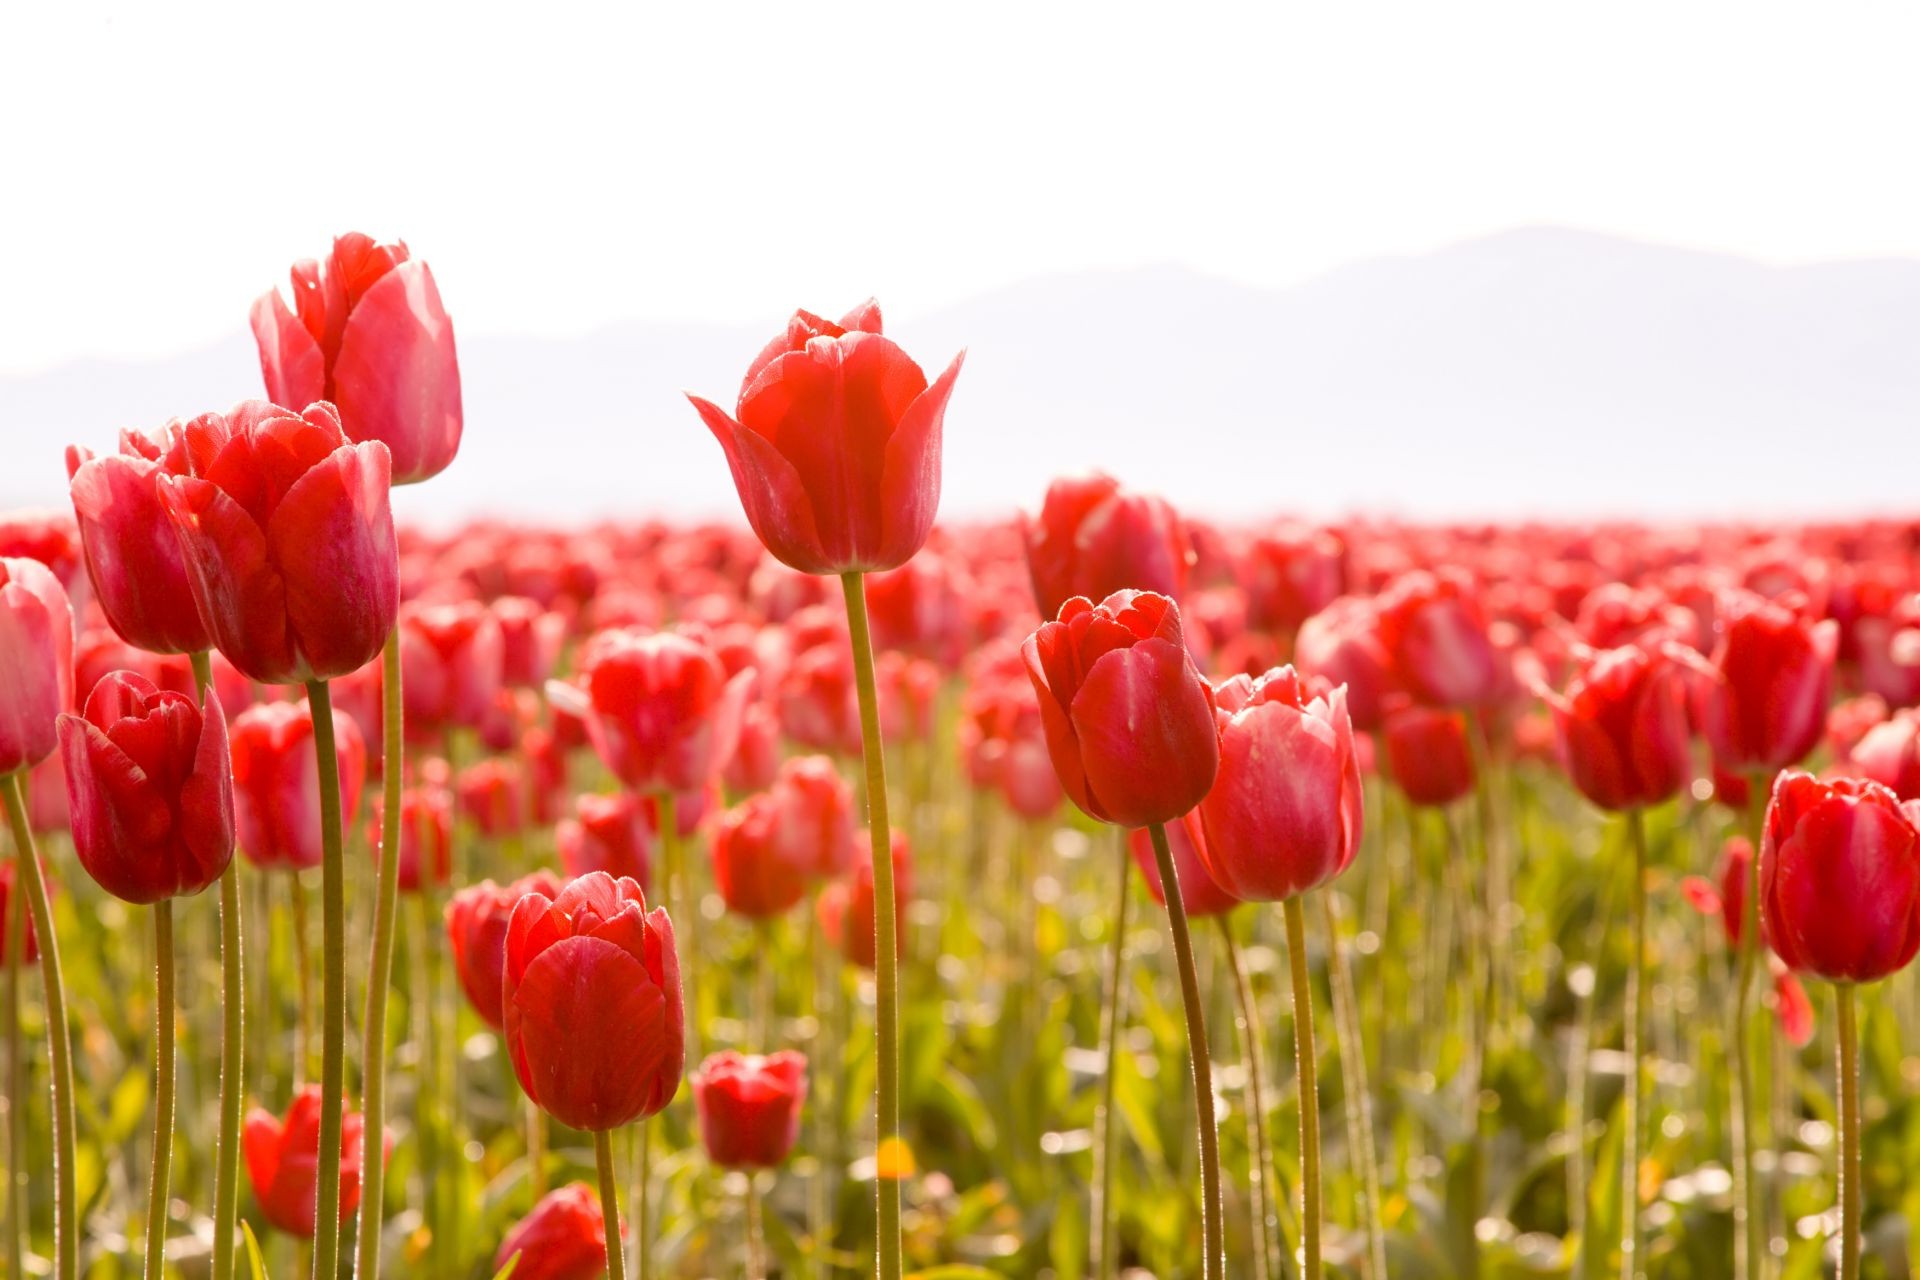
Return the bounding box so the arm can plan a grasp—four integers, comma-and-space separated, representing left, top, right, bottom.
400, 601, 504, 737
818, 829, 911, 968
1851, 594, 1920, 709
865, 552, 967, 662
1692, 591, 1837, 775
1376, 569, 1504, 709
251, 232, 462, 484
1849, 708, 1920, 801
445, 870, 565, 1030
494, 1183, 610, 1280
1827, 694, 1890, 762
691, 1050, 809, 1169
229, 700, 367, 871
711, 792, 811, 920
688, 302, 964, 575
66, 426, 213, 654
771, 755, 856, 879
723, 701, 782, 794
550, 629, 751, 794
1128, 811, 1241, 918
0, 556, 74, 775
1243, 527, 1347, 637
504, 872, 685, 1131
57, 671, 233, 903
492, 596, 567, 689
1195, 666, 1364, 901
1022, 591, 1218, 828
557, 792, 654, 889
1381, 701, 1476, 809
1295, 597, 1392, 733
458, 758, 528, 839
367, 785, 452, 893
1542, 644, 1693, 812
1022, 473, 1192, 622
1760, 771, 1920, 984
0, 862, 41, 965
243, 1086, 386, 1238
156, 401, 400, 685
778, 643, 862, 756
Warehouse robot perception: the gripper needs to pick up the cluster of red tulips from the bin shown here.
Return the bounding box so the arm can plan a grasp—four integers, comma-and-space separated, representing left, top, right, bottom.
0, 231, 1915, 1280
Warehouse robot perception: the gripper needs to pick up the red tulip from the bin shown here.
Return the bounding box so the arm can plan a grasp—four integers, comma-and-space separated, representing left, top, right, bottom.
243, 1085, 386, 1238
1128, 811, 1241, 918
691, 1050, 809, 1169
1681, 836, 1753, 948
1022, 591, 1218, 828
1692, 590, 1837, 775
771, 755, 856, 879
367, 785, 452, 893
1022, 473, 1192, 622
1772, 962, 1815, 1048
1849, 708, 1920, 801
1294, 597, 1392, 732
688, 302, 964, 575
1542, 644, 1693, 812
723, 701, 782, 793
818, 829, 911, 968
504, 872, 684, 1130
556, 792, 654, 889
1376, 569, 1504, 709
400, 601, 504, 737
0, 862, 42, 965
65, 426, 212, 654
251, 232, 463, 484
778, 642, 862, 756
155, 401, 399, 685
551, 629, 751, 794
0, 556, 74, 775
494, 1183, 610, 1280
229, 700, 367, 871
712, 792, 812, 920
445, 870, 564, 1030
57, 670, 233, 903
492, 596, 568, 689
458, 758, 528, 839
1760, 771, 1920, 984
1243, 527, 1347, 636
1827, 694, 1890, 762
1381, 701, 1476, 808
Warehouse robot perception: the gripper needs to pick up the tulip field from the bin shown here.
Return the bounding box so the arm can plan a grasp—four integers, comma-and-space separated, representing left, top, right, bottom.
2, 233, 1919, 1280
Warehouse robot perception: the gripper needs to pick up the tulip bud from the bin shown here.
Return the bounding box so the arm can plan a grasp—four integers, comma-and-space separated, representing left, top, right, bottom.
229, 700, 367, 871
1376, 569, 1504, 709
494, 1183, 611, 1280
1544, 644, 1693, 812
551, 629, 752, 795
691, 1050, 809, 1169
1382, 701, 1476, 809
1760, 772, 1920, 984
66, 426, 212, 654
1694, 590, 1837, 775
445, 870, 565, 1030
1022, 473, 1192, 622
556, 793, 654, 889
243, 1086, 387, 1238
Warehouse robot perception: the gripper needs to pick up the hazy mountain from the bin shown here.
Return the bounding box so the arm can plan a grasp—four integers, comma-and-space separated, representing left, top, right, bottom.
5, 227, 1916, 525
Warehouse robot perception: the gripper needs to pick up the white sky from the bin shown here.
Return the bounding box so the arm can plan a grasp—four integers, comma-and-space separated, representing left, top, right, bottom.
4, 1, 1919, 375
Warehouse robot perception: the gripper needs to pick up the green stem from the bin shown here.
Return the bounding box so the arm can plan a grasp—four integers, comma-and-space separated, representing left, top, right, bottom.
839, 571, 904, 1280
1283, 896, 1323, 1280
6, 782, 27, 1280
1091, 831, 1131, 1280
3, 772, 74, 1280
1835, 984, 1860, 1280
1622, 809, 1647, 1280
1321, 891, 1387, 1280
1731, 778, 1767, 1280
411, 891, 440, 1269
1146, 820, 1223, 1280
755, 919, 775, 1048
635, 1119, 651, 1280
746, 1172, 766, 1280
526, 1095, 547, 1202
194, 650, 247, 1280
304, 680, 347, 1280
656, 790, 697, 1063
291, 873, 314, 1085
1217, 918, 1273, 1280
355, 628, 404, 1280
597, 1128, 629, 1280
145, 899, 177, 1280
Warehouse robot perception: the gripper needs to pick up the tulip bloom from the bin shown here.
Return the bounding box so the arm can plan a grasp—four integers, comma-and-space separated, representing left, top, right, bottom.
458, 758, 528, 839
156, 401, 399, 686
251, 232, 463, 484
492, 596, 568, 689
1023, 473, 1193, 621
712, 792, 812, 919
66, 426, 212, 655
688, 301, 964, 575
400, 601, 504, 737
1849, 709, 1920, 800
1543, 644, 1693, 812
1128, 812, 1241, 918
818, 830, 912, 969
691, 1050, 809, 1168
57, 671, 233, 903
367, 786, 453, 893
1022, 591, 1218, 829
1195, 666, 1364, 902
0, 862, 41, 965
494, 1184, 610, 1280
243, 1086, 384, 1237
1381, 702, 1475, 809
1376, 569, 1504, 709
552, 628, 751, 795
0, 556, 74, 776
1694, 591, 1837, 775
557, 792, 654, 888
229, 700, 367, 871
1243, 527, 1347, 637
445, 870, 564, 1030
503, 872, 684, 1131
1294, 597, 1392, 733
771, 755, 856, 879
1760, 772, 1920, 984
724, 702, 782, 793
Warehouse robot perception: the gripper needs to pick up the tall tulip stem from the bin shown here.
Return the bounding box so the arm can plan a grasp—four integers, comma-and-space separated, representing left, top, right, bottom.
839, 571, 905, 1280
1216, 917, 1273, 1280
1283, 895, 1324, 1280
356, 627, 404, 1280
1621, 808, 1647, 1280
4, 800, 23, 1280
144, 899, 176, 1280
304, 680, 348, 1280
1834, 984, 1860, 1280
1145, 820, 1223, 1280
1321, 890, 1387, 1280
634, 1119, 651, 1280
597, 1128, 628, 1280
1091, 831, 1132, 1280
3, 771, 74, 1280
194, 649, 247, 1280
1731, 779, 1767, 1280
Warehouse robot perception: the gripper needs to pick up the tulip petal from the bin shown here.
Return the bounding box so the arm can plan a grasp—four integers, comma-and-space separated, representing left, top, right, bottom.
1068, 638, 1218, 829
158, 475, 298, 684
877, 349, 964, 573
250, 290, 327, 411
179, 690, 235, 893
508, 936, 671, 1131
330, 261, 464, 484
266, 441, 399, 682
0, 583, 62, 774
688, 394, 835, 575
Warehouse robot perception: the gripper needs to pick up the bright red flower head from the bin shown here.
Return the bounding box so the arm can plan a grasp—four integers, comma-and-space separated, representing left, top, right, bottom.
819, 829, 912, 969
1293, 596, 1393, 733
1128, 810, 1241, 918
770, 755, 857, 879
1022, 473, 1192, 622
243, 1085, 386, 1238
156, 401, 399, 685
66, 424, 212, 654
504, 872, 685, 1130
1693, 590, 1837, 775
689, 302, 964, 575
724, 701, 782, 794
1022, 591, 1219, 828
1376, 569, 1504, 709
445, 869, 565, 1030
494, 1183, 610, 1280
1847, 708, 1920, 801
0, 862, 42, 966
1543, 644, 1693, 812
229, 700, 367, 872
401, 601, 504, 737
557, 792, 654, 890
1760, 771, 1920, 984
691, 1050, 809, 1169
711, 791, 812, 920
492, 596, 568, 689
0, 557, 74, 776
251, 232, 463, 485
1381, 700, 1476, 809
1243, 527, 1347, 637
552, 629, 751, 795
458, 758, 528, 839
1196, 666, 1364, 902
57, 671, 233, 903
368, 785, 453, 894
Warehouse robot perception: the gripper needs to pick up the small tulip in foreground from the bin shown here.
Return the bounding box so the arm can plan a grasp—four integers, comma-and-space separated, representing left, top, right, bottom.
243, 1086, 384, 1238
691, 1050, 809, 1169
494, 1183, 611, 1280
